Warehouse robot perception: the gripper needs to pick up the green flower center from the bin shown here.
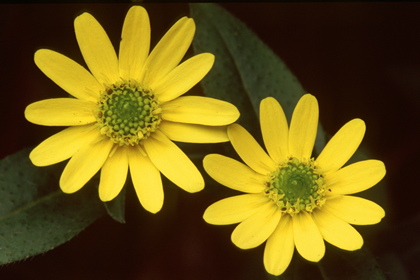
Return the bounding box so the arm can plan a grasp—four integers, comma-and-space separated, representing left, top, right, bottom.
96, 81, 161, 146
265, 157, 326, 215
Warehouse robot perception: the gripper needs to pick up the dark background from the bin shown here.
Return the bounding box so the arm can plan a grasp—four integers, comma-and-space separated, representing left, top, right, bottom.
1, 3, 419, 280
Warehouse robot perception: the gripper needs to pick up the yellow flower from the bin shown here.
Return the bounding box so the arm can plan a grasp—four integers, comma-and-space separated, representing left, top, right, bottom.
203, 94, 385, 276
25, 6, 239, 213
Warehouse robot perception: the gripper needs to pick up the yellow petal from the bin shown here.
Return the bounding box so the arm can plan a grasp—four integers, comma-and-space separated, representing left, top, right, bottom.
119, 6, 150, 81
143, 130, 204, 193
203, 194, 269, 225
260, 97, 289, 164
203, 154, 266, 193
142, 17, 195, 85
231, 202, 281, 249
288, 94, 318, 160
151, 53, 215, 102
313, 210, 363, 251
228, 124, 277, 175
264, 215, 294, 276
60, 136, 114, 193
324, 196, 385, 225
161, 96, 239, 125
99, 146, 129, 201
317, 119, 366, 174
25, 98, 96, 126
293, 211, 325, 262
74, 12, 119, 85
29, 125, 98, 166
128, 147, 163, 214
326, 160, 386, 194
159, 121, 229, 143
34, 50, 102, 103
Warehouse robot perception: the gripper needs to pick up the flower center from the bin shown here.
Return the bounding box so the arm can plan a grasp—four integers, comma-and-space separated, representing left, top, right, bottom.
265, 157, 326, 215
96, 81, 162, 146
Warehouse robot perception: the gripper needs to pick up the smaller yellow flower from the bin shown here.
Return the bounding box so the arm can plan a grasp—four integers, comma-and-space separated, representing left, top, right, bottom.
25, 6, 239, 213
203, 94, 385, 276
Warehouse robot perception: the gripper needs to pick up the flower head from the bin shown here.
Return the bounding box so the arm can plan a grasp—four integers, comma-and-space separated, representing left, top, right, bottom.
25, 6, 239, 213
203, 94, 385, 275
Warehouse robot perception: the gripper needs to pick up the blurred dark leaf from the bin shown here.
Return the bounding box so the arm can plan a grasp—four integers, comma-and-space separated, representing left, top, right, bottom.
0, 148, 105, 264
104, 186, 126, 223
317, 246, 387, 280
190, 3, 326, 153
266, 254, 321, 280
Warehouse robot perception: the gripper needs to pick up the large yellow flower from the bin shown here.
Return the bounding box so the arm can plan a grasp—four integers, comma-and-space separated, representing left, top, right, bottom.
25, 6, 239, 213
203, 94, 385, 275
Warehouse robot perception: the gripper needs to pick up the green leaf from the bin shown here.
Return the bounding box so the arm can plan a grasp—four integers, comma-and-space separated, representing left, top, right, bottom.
104, 186, 126, 223
190, 3, 326, 152
0, 148, 105, 264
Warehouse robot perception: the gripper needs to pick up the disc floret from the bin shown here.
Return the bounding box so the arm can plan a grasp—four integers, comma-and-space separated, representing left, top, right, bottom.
265, 157, 326, 215
96, 81, 162, 146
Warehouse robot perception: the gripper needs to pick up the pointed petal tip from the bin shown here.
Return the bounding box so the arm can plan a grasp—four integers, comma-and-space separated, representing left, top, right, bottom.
300, 93, 318, 104
28, 150, 41, 167
261, 96, 278, 106
99, 192, 115, 202
184, 179, 205, 193
198, 52, 215, 71
348, 118, 366, 135
144, 201, 163, 214
75, 11, 93, 22
59, 178, 80, 194
179, 16, 195, 34
128, 5, 147, 13
34, 48, 45, 62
